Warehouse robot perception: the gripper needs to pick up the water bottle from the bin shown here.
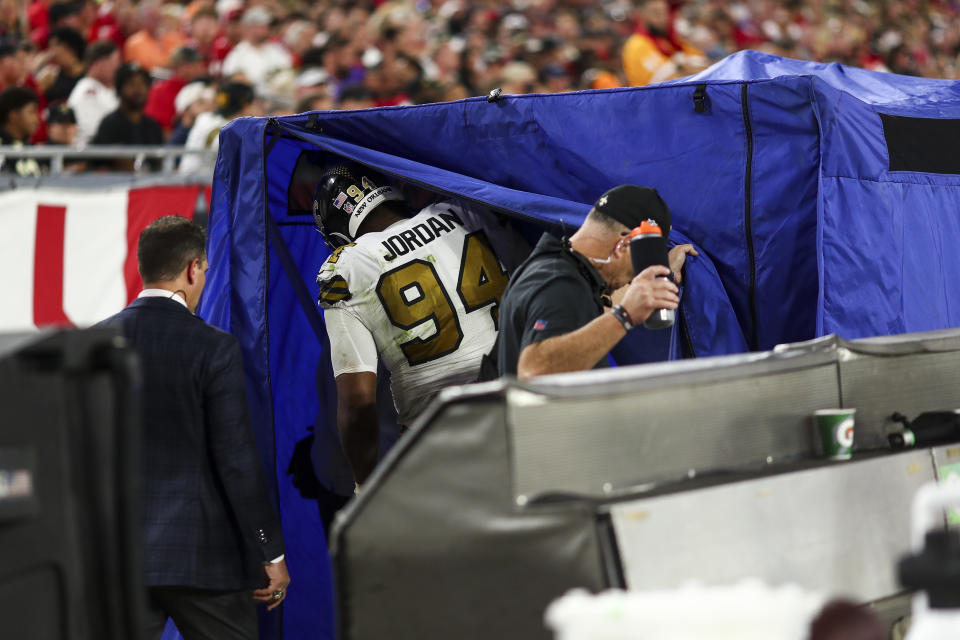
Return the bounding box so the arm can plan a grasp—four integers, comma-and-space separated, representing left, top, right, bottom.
629, 220, 675, 330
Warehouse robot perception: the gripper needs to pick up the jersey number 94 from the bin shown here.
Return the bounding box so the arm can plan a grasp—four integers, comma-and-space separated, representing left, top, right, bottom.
375, 231, 508, 367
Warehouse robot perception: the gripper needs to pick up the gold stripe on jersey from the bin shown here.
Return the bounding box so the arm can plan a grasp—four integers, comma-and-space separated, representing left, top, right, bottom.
318, 275, 352, 305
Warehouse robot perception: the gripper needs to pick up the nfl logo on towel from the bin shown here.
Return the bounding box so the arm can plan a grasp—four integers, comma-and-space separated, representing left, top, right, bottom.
533, 319, 547, 331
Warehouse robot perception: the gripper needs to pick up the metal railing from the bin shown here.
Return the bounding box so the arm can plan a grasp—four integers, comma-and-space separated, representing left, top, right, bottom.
0, 145, 217, 175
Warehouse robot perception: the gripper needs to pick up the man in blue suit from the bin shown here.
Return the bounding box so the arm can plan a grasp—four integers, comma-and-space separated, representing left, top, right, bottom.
99, 216, 289, 640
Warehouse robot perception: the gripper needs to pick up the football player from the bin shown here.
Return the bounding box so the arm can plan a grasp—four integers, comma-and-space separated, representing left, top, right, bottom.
315, 163, 525, 485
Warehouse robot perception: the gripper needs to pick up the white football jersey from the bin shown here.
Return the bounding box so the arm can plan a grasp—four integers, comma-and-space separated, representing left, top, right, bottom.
318, 201, 519, 424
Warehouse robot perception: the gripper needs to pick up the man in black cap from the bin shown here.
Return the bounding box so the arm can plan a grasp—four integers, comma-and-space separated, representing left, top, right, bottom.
46, 102, 77, 145
496, 185, 697, 379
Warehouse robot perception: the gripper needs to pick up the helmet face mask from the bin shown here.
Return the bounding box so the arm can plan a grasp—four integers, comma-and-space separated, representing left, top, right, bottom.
313, 164, 403, 250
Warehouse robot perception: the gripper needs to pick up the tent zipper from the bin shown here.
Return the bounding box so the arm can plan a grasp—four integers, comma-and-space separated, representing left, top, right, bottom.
679, 300, 696, 358
740, 84, 759, 351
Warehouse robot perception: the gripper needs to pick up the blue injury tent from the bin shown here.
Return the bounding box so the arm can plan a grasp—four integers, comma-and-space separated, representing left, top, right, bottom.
200, 50, 960, 638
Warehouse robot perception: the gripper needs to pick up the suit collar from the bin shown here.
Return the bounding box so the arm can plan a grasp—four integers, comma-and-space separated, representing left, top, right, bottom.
128, 296, 195, 315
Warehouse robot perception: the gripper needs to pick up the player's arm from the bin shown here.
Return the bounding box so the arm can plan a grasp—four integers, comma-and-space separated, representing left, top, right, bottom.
335, 372, 378, 486
323, 305, 380, 485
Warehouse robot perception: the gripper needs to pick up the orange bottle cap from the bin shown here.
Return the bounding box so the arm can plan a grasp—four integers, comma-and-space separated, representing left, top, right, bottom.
630, 219, 662, 237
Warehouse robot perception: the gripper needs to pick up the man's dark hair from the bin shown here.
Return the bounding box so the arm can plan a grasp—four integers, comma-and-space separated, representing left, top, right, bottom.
338, 83, 371, 104
49, 1, 82, 26
300, 46, 325, 69
49, 26, 86, 62
191, 6, 218, 22
115, 62, 151, 92
84, 40, 117, 66
0, 87, 39, 124
137, 216, 206, 283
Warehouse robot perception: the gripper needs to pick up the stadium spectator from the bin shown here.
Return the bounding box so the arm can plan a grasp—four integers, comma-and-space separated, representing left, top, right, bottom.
167, 81, 214, 146
185, 7, 227, 70
67, 39, 120, 146
26, 0, 48, 36
623, 0, 707, 86
313, 163, 526, 485
295, 89, 335, 113
294, 66, 330, 101
123, 0, 184, 71
97, 216, 290, 638
0, 40, 25, 91
0, 86, 41, 175
6, 0, 960, 151
496, 185, 696, 379
144, 45, 207, 134
87, 0, 127, 48
39, 26, 85, 102
92, 62, 162, 169
221, 7, 292, 94
45, 100, 84, 171
29, 1, 84, 50
336, 83, 374, 110
499, 61, 539, 95
45, 101, 76, 145
0, 86, 40, 144
179, 80, 258, 174
282, 18, 318, 66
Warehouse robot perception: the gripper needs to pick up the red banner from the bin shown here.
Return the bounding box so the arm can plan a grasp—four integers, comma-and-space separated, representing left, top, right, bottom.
1, 184, 204, 330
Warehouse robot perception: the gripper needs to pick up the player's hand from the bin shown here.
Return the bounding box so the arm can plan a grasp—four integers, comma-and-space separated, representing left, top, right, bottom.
254, 559, 291, 611
668, 244, 698, 285
619, 265, 679, 325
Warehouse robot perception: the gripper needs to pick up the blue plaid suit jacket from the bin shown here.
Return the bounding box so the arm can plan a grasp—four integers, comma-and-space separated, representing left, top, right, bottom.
99, 296, 284, 589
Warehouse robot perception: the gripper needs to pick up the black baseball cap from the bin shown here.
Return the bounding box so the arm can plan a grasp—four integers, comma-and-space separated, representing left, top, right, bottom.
592, 184, 671, 235
214, 81, 255, 117
47, 102, 77, 124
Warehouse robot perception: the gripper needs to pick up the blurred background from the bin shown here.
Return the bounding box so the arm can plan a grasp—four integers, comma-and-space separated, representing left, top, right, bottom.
0, 0, 958, 177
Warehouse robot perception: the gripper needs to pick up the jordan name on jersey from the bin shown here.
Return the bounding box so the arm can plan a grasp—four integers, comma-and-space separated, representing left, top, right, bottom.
378, 209, 462, 262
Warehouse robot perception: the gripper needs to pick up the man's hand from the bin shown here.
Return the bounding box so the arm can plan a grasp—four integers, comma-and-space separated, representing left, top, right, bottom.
668, 244, 698, 285
619, 265, 679, 325
254, 559, 291, 611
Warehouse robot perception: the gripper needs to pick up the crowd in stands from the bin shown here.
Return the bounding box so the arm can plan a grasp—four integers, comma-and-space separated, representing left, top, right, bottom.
0, 0, 957, 173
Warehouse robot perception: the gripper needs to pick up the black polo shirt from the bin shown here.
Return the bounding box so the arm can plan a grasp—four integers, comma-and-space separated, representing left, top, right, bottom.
497, 232, 610, 376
